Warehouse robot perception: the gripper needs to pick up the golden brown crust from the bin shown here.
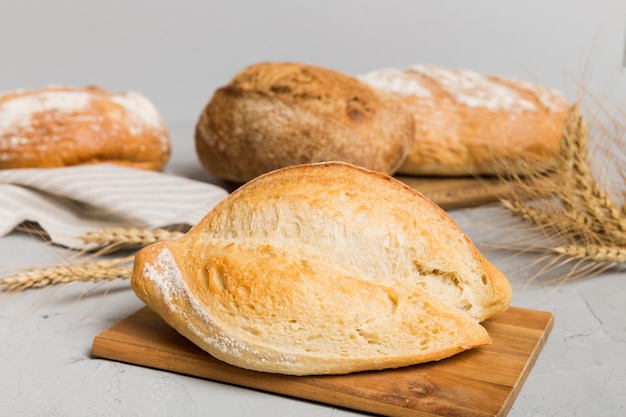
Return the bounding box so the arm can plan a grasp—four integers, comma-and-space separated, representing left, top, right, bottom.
195, 62, 415, 183
131, 162, 511, 375
0, 86, 170, 170
358, 65, 570, 176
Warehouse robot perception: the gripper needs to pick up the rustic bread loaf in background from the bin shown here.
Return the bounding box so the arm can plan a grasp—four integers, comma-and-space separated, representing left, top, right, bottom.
195, 62, 415, 183
358, 65, 570, 176
131, 162, 512, 375
0, 85, 170, 170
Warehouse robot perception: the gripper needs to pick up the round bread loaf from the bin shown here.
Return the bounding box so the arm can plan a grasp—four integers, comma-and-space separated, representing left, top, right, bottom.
0, 86, 170, 170
358, 65, 570, 176
195, 62, 415, 183
131, 162, 512, 375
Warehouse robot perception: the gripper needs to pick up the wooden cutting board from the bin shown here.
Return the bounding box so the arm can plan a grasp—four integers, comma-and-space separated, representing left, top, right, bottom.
395, 176, 512, 210
92, 306, 553, 417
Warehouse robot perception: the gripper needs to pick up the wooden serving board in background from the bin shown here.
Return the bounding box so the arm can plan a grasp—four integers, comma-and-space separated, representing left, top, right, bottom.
395, 176, 511, 210
92, 306, 553, 417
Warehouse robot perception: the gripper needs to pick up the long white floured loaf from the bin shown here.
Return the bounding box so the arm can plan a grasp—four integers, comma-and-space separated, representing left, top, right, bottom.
131, 162, 512, 375
358, 64, 570, 176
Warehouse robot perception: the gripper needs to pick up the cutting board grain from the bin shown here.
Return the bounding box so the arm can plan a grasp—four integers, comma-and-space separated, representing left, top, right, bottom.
395, 174, 555, 210
395, 176, 505, 210
396, 175, 525, 210
92, 306, 553, 417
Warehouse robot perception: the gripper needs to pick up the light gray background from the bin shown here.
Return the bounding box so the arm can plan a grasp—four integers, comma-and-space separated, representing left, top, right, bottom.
2, 0, 626, 131
2, 2, 626, 417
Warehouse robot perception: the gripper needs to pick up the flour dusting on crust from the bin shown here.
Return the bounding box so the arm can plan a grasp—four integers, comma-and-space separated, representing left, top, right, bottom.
357, 68, 433, 98
0, 91, 92, 133
409, 65, 537, 113
111, 91, 166, 136
142, 246, 184, 305
0, 86, 170, 168
498, 76, 568, 113
358, 65, 559, 113
0, 88, 165, 137
142, 246, 276, 360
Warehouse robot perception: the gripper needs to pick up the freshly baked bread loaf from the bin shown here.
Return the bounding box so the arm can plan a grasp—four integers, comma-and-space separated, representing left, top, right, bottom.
131, 162, 512, 375
195, 62, 415, 183
0, 85, 170, 170
358, 65, 570, 176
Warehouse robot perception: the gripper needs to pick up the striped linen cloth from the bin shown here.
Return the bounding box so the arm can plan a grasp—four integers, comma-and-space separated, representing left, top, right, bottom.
0, 164, 229, 249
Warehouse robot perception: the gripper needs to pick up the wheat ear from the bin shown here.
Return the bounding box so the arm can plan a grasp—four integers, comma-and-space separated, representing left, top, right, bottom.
2, 227, 186, 292
563, 106, 626, 241
551, 244, 626, 263
1, 255, 134, 292
498, 101, 626, 280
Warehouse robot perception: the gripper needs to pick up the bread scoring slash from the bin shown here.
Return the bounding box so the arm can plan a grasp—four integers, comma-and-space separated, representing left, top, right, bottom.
131, 162, 512, 375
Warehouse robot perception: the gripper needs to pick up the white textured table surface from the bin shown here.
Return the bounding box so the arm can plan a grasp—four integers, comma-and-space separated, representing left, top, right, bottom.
1, 128, 625, 417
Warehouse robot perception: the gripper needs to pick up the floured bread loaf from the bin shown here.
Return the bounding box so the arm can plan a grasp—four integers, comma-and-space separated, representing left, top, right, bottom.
358, 65, 570, 176
0, 85, 170, 170
131, 162, 511, 375
195, 62, 415, 183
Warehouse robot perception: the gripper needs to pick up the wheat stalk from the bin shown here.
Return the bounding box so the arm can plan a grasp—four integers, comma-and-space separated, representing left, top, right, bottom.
1, 227, 185, 292
1, 255, 134, 292
498, 101, 626, 280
